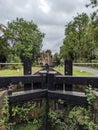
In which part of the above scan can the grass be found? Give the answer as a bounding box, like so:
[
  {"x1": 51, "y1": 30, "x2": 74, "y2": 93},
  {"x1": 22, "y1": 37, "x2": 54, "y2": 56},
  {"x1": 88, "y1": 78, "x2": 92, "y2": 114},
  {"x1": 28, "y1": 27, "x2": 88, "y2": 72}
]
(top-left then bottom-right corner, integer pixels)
[
  {"x1": 73, "y1": 68, "x2": 95, "y2": 76},
  {"x1": 0, "y1": 66, "x2": 42, "y2": 76},
  {"x1": 0, "y1": 68, "x2": 23, "y2": 76},
  {"x1": 55, "y1": 66, "x2": 95, "y2": 76},
  {"x1": 0, "y1": 66, "x2": 95, "y2": 76}
]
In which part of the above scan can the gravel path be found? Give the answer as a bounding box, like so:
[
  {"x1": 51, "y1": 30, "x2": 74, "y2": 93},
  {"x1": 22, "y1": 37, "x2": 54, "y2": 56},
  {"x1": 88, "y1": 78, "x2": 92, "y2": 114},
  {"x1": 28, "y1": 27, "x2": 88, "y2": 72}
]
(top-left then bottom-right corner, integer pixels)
[{"x1": 74, "y1": 66, "x2": 98, "y2": 76}]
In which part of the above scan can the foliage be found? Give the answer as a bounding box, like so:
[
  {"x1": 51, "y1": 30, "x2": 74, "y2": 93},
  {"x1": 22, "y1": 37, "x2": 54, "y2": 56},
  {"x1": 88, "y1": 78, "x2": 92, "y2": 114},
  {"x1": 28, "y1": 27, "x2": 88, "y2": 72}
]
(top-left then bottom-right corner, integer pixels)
[
  {"x1": 12, "y1": 101, "x2": 36, "y2": 123},
  {"x1": 11, "y1": 99, "x2": 46, "y2": 129},
  {"x1": 0, "y1": 25, "x2": 10, "y2": 62},
  {"x1": 7, "y1": 56, "x2": 21, "y2": 69},
  {"x1": 68, "y1": 106, "x2": 98, "y2": 130},
  {"x1": 91, "y1": 59, "x2": 98, "y2": 68},
  {"x1": 85, "y1": 85, "x2": 96, "y2": 106},
  {"x1": 0, "y1": 96, "x2": 9, "y2": 129},
  {"x1": 14, "y1": 119, "x2": 42, "y2": 130},
  {"x1": 45, "y1": 49, "x2": 52, "y2": 54},
  {"x1": 49, "y1": 86, "x2": 98, "y2": 130},
  {"x1": 60, "y1": 12, "x2": 98, "y2": 62},
  {"x1": 0, "y1": 96, "x2": 14, "y2": 130},
  {"x1": 0, "y1": 97, "x2": 46, "y2": 130},
  {"x1": 48, "y1": 109, "x2": 66, "y2": 130},
  {"x1": 13, "y1": 119, "x2": 42, "y2": 130},
  {"x1": 3, "y1": 18, "x2": 44, "y2": 62},
  {"x1": 53, "y1": 53, "x2": 61, "y2": 65},
  {"x1": 86, "y1": 0, "x2": 98, "y2": 7}
]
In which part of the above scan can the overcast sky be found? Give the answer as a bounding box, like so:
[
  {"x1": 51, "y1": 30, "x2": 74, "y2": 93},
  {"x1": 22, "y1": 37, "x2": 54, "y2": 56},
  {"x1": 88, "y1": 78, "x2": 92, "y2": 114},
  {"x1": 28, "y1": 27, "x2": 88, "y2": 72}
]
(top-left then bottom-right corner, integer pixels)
[{"x1": 0, "y1": 0, "x2": 96, "y2": 53}]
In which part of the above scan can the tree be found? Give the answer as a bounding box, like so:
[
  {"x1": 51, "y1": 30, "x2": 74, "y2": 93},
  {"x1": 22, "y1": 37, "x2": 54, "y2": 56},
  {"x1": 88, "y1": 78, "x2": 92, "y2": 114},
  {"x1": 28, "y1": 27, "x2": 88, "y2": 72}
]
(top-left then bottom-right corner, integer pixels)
[
  {"x1": 0, "y1": 24, "x2": 10, "y2": 62},
  {"x1": 60, "y1": 13, "x2": 96, "y2": 62},
  {"x1": 45, "y1": 49, "x2": 52, "y2": 54},
  {"x1": 86, "y1": 0, "x2": 98, "y2": 7},
  {"x1": 53, "y1": 53, "x2": 61, "y2": 65},
  {"x1": 60, "y1": 21, "x2": 77, "y2": 60},
  {"x1": 90, "y1": 11, "x2": 98, "y2": 44},
  {"x1": 87, "y1": 0, "x2": 98, "y2": 50},
  {"x1": 4, "y1": 18, "x2": 44, "y2": 62}
]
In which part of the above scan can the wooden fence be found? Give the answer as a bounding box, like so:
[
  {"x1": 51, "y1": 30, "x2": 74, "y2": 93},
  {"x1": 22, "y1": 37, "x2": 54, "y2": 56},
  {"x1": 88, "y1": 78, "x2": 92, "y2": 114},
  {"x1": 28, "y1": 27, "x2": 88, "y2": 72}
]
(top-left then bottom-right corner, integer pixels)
[{"x1": 0, "y1": 59, "x2": 98, "y2": 129}]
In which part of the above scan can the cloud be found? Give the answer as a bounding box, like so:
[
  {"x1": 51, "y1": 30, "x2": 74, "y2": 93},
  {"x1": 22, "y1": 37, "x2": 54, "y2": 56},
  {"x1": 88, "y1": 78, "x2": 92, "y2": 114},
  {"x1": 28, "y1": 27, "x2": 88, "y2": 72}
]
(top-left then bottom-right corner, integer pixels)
[
  {"x1": 40, "y1": 24, "x2": 65, "y2": 52},
  {"x1": 47, "y1": 0, "x2": 81, "y2": 14},
  {"x1": 0, "y1": 0, "x2": 96, "y2": 53},
  {"x1": 38, "y1": 0, "x2": 50, "y2": 14}
]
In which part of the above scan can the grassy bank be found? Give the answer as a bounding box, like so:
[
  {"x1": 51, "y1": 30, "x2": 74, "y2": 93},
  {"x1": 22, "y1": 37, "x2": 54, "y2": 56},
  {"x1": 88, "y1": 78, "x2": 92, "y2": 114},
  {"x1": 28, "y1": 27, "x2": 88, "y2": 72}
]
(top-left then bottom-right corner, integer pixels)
[
  {"x1": 0, "y1": 66, "x2": 95, "y2": 76},
  {"x1": 55, "y1": 66, "x2": 95, "y2": 76},
  {"x1": 0, "y1": 66, "x2": 42, "y2": 76}
]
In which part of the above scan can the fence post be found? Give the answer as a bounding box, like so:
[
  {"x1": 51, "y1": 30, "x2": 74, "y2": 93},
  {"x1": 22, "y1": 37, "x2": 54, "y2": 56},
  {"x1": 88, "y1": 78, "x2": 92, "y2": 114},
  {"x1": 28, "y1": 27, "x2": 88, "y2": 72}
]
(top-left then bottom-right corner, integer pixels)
[
  {"x1": 23, "y1": 58, "x2": 32, "y2": 75},
  {"x1": 64, "y1": 59, "x2": 73, "y2": 91},
  {"x1": 44, "y1": 73, "x2": 55, "y2": 130},
  {"x1": 64, "y1": 59, "x2": 72, "y2": 75},
  {"x1": 23, "y1": 58, "x2": 32, "y2": 90},
  {"x1": 48, "y1": 73, "x2": 55, "y2": 91}
]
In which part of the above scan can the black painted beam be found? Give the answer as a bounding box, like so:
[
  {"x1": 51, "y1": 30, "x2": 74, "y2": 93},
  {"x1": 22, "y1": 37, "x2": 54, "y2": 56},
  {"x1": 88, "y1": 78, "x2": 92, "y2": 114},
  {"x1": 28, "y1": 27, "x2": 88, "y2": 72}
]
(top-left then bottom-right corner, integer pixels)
[
  {"x1": 9, "y1": 89, "x2": 47, "y2": 104},
  {"x1": 1, "y1": 75, "x2": 98, "y2": 89},
  {"x1": 0, "y1": 75, "x2": 45, "y2": 89},
  {"x1": 55, "y1": 76, "x2": 98, "y2": 88},
  {"x1": 48, "y1": 90, "x2": 87, "y2": 106},
  {"x1": 9, "y1": 89, "x2": 87, "y2": 106}
]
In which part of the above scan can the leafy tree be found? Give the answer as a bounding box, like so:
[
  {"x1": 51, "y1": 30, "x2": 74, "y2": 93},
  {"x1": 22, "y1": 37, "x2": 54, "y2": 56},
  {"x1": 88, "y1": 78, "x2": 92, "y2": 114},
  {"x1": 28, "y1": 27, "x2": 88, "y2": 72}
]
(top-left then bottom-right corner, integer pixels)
[
  {"x1": 90, "y1": 11, "x2": 98, "y2": 45},
  {"x1": 53, "y1": 53, "x2": 61, "y2": 65},
  {"x1": 45, "y1": 49, "x2": 52, "y2": 54},
  {"x1": 60, "y1": 13, "x2": 96, "y2": 62},
  {"x1": 3, "y1": 18, "x2": 44, "y2": 62},
  {"x1": 86, "y1": 0, "x2": 98, "y2": 60},
  {"x1": 0, "y1": 24, "x2": 10, "y2": 62},
  {"x1": 86, "y1": 0, "x2": 98, "y2": 7},
  {"x1": 60, "y1": 21, "x2": 77, "y2": 60}
]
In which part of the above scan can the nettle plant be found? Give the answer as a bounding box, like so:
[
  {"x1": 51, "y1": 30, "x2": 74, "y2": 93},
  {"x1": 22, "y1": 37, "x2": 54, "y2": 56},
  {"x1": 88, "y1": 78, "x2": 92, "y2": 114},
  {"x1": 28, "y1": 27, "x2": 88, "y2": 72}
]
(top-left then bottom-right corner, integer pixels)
[
  {"x1": 48, "y1": 85, "x2": 98, "y2": 130},
  {"x1": 11, "y1": 99, "x2": 46, "y2": 129},
  {"x1": 12, "y1": 101, "x2": 36, "y2": 122},
  {"x1": 0, "y1": 96, "x2": 9, "y2": 130},
  {"x1": 0, "y1": 96, "x2": 14, "y2": 130},
  {"x1": 0, "y1": 97, "x2": 46, "y2": 130},
  {"x1": 85, "y1": 85, "x2": 96, "y2": 106}
]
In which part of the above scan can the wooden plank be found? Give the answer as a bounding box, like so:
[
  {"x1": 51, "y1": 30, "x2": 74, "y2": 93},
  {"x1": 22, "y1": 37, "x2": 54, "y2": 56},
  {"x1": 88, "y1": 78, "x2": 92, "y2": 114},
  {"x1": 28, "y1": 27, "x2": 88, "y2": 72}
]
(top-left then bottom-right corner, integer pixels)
[
  {"x1": 9, "y1": 89, "x2": 87, "y2": 106},
  {"x1": 9, "y1": 89, "x2": 47, "y2": 104},
  {"x1": 48, "y1": 90, "x2": 87, "y2": 106},
  {"x1": 1, "y1": 75, "x2": 98, "y2": 89},
  {"x1": 55, "y1": 76, "x2": 98, "y2": 88},
  {"x1": 0, "y1": 75, "x2": 45, "y2": 89}
]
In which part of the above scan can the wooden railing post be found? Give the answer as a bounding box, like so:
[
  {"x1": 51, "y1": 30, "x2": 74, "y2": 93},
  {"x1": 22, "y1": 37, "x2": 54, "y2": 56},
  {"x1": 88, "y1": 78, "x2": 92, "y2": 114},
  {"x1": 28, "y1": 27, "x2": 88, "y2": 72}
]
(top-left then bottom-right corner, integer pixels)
[
  {"x1": 44, "y1": 73, "x2": 55, "y2": 130},
  {"x1": 48, "y1": 73, "x2": 55, "y2": 91},
  {"x1": 64, "y1": 59, "x2": 73, "y2": 91},
  {"x1": 40, "y1": 73, "x2": 55, "y2": 130},
  {"x1": 39, "y1": 71, "x2": 48, "y2": 89},
  {"x1": 23, "y1": 58, "x2": 32, "y2": 90},
  {"x1": 64, "y1": 59, "x2": 72, "y2": 75}
]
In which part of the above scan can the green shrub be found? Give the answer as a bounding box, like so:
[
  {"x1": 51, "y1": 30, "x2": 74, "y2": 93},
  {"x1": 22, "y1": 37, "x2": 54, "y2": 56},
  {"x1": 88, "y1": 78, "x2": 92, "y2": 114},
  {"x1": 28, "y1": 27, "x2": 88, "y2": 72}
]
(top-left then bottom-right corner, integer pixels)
[{"x1": 49, "y1": 85, "x2": 98, "y2": 130}]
